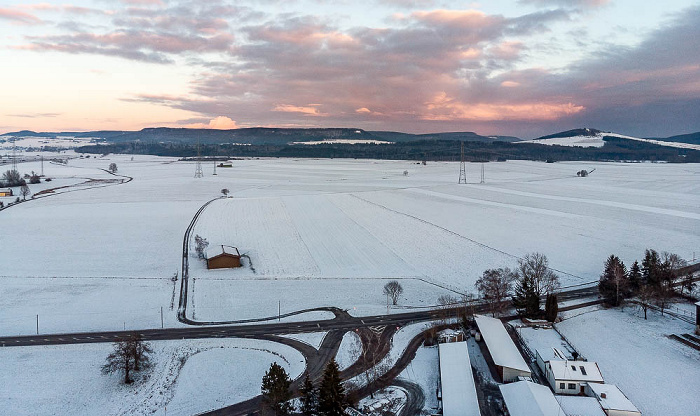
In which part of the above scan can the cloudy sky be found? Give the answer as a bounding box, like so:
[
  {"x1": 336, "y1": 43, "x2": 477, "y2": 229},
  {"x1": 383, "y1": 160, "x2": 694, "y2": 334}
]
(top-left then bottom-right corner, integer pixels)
[{"x1": 1, "y1": 0, "x2": 698, "y2": 138}]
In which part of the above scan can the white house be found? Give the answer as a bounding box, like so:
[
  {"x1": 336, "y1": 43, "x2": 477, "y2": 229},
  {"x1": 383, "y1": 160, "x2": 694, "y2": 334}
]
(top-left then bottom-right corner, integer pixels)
[
  {"x1": 586, "y1": 383, "x2": 641, "y2": 416},
  {"x1": 437, "y1": 341, "x2": 481, "y2": 416},
  {"x1": 474, "y1": 314, "x2": 531, "y2": 382},
  {"x1": 499, "y1": 381, "x2": 565, "y2": 416},
  {"x1": 545, "y1": 360, "x2": 604, "y2": 395},
  {"x1": 535, "y1": 347, "x2": 568, "y2": 375}
]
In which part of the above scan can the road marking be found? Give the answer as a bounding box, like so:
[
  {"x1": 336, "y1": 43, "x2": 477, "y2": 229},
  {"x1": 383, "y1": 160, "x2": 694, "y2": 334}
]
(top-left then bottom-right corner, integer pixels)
[{"x1": 317, "y1": 324, "x2": 321, "y2": 328}]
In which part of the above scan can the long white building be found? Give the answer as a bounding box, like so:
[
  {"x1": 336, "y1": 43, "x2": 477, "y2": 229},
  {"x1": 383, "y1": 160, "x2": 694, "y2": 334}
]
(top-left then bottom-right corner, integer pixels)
[
  {"x1": 474, "y1": 314, "x2": 532, "y2": 382},
  {"x1": 438, "y1": 341, "x2": 481, "y2": 416}
]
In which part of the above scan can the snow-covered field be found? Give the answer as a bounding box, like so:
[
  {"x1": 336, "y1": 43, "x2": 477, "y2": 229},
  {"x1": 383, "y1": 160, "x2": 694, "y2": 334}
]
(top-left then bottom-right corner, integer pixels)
[
  {"x1": 1, "y1": 156, "x2": 699, "y2": 334},
  {"x1": 556, "y1": 307, "x2": 700, "y2": 416},
  {"x1": 0, "y1": 337, "x2": 305, "y2": 416}
]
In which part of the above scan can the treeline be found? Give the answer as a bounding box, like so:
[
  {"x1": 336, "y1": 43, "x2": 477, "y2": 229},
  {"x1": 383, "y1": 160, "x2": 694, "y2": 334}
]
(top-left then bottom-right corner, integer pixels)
[{"x1": 75, "y1": 136, "x2": 700, "y2": 163}]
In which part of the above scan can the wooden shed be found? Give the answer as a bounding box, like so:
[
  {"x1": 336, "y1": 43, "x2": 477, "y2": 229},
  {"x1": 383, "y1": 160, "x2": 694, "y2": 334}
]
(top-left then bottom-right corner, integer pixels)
[
  {"x1": 0, "y1": 188, "x2": 13, "y2": 197},
  {"x1": 206, "y1": 245, "x2": 242, "y2": 269}
]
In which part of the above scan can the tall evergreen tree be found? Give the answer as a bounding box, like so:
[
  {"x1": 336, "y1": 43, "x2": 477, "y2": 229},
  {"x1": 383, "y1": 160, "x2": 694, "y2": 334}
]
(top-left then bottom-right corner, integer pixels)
[
  {"x1": 642, "y1": 249, "x2": 661, "y2": 287},
  {"x1": 261, "y1": 362, "x2": 293, "y2": 416},
  {"x1": 544, "y1": 293, "x2": 559, "y2": 322},
  {"x1": 627, "y1": 260, "x2": 642, "y2": 294},
  {"x1": 599, "y1": 255, "x2": 628, "y2": 306},
  {"x1": 299, "y1": 374, "x2": 318, "y2": 416},
  {"x1": 318, "y1": 359, "x2": 346, "y2": 416},
  {"x1": 512, "y1": 274, "x2": 540, "y2": 317}
]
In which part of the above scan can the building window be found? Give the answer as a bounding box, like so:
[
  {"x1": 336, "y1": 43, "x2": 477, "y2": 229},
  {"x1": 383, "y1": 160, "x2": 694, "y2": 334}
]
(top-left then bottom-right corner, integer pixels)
[
  {"x1": 568, "y1": 383, "x2": 576, "y2": 390},
  {"x1": 560, "y1": 383, "x2": 565, "y2": 390}
]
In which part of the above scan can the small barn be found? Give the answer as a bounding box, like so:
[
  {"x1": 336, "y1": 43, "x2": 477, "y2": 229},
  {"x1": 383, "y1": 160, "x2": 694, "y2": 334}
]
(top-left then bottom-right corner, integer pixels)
[
  {"x1": 206, "y1": 245, "x2": 242, "y2": 269},
  {"x1": 474, "y1": 314, "x2": 532, "y2": 382},
  {"x1": 0, "y1": 188, "x2": 13, "y2": 197}
]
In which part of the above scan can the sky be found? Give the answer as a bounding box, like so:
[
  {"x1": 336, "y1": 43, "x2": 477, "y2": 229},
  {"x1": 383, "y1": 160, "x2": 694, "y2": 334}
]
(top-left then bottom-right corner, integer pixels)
[{"x1": 0, "y1": 0, "x2": 698, "y2": 138}]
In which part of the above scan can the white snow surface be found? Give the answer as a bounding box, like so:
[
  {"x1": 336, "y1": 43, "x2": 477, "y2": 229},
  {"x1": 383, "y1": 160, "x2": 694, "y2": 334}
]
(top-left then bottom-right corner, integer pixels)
[
  {"x1": 0, "y1": 338, "x2": 305, "y2": 416},
  {"x1": 336, "y1": 330, "x2": 362, "y2": 370},
  {"x1": 399, "y1": 346, "x2": 439, "y2": 413},
  {"x1": 1, "y1": 157, "x2": 698, "y2": 335},
  {"x1": 280, "y1": 331, "x2": 328, "y2": 349},
  {"x1": 556, "y1": 307, "x2": 700, "y2": 416}
]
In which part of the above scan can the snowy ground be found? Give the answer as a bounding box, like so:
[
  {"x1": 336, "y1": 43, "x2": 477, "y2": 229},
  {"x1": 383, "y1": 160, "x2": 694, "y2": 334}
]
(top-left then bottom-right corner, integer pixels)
[
  {"x1": 2, "y1": 156, "x2": 698, "y2": 334},
  {"x1": 556, "y1": 306, "x2": 700, "y2": 416},
  {"x1": 336, "y1": 331, "x2": 362, "y2": 370},
  {"x1": 399, "y1": 346, "x2": 439, "y2": 413},
  {"x1": 0, "y1": 337, "x2": 305, "y2": 416}
]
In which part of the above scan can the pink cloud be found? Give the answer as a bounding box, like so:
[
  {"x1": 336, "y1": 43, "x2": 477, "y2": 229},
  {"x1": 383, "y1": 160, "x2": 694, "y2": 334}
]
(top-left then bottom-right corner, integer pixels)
[
  {"x1": 184, "y1": 116, "x2": 238, "y2": 129},
  {"x1": 273, "y1": 104, "x2": 326, "y2": 116},
  {"x1": 0, "y1": 8, "x2": 42, "y2": 24}
]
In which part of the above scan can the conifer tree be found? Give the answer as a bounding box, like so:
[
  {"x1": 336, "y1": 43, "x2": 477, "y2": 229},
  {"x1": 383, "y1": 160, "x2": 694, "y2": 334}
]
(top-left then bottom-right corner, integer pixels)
[
  {"x1": 544, "y1": 293, "x2": 558, "y2": 322},
  {"x1": 318, "y1": 359, "x2": 346, "y2": 416},
  {"x1": 261, "y1": 362, "x2": 293, "y2": 416},
  {"x1": 642, "y1": 249, "x2": 661, "y2": 287},
  {"x1": 627, "y1": 260, "x2": 642, "y2": 294},
  {"x1": 512, "y1": 274, "x2": 540, "y2": 317},
  {"x1": 599, "y1": 255, "x2": 628, "y2": 306},
  {"x1": 299, "y1": 373, "x2": 318, "y2": 416}
]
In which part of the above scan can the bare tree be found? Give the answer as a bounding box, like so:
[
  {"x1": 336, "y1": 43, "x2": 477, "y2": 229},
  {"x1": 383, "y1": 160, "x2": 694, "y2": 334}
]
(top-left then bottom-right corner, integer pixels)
[
  {"x1": 383, "y1": 281, "x2": 404, "y2": 305},
  {"x1": 351, "y1": 331, "x2": 392, "y2": 399},
  {"x1": 475, "y1": 268, "x2": 517, "y2": 317},
  {"x1": 102, "y1": 333, "x2": 152, "y2": 384},
  {"x1": 20, "y1": 184, "x2": 30, "y2": 200},
  {"x1": 108, "y1": 163, "x2": 118, "y2": 173},
  {"x1": 518, "y1": 252, "x2": 560, "y2": 297},
  {"x1": 637, "y1": 285, "x2": 654, "y2": 320},
  {"x1": 194, "y1": 235, "x2": 209, "y2": 259},
  {"x1": 221, "y1": 188, "x2": 230, "y2": 196}
]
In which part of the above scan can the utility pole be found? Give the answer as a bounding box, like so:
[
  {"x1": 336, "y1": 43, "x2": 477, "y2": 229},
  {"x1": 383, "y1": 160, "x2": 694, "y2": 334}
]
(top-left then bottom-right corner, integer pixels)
[
  {"x1": 36, "y1": 314, "x2": 39, "y2": 335},
  {"x1": 194, "y1": 140, "x2": 203, "y2": 178},
  {"x1": 480, "y1": 163, "x2": 485, "y2": 184},
  {"x1": 458, "y1": 141, "x2": 467, "y2": 184},
  {"x1": 161, "y1": 306, "x2": 164, "y2": 329},
  {"x1": 213, "y1": 161, "x2": 217, "y2": 176},
  {"x1": 41, "y1": 155, "x2": 44, "y2": 176},
  {"x1": 278, "y1": 300, "x2": 281, "y2": 322}
]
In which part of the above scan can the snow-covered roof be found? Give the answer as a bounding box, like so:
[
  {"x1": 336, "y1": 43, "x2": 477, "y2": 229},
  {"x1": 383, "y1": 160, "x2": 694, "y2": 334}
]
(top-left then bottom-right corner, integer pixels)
[
  {"x1": 557, "y1": 396, "x2": 606, "y2": 416},
  {"x1": 536, "y1": 347, "x2": 568, "y2": 363},
  {"x1": 695, "y1": 301, "x2": 700, "y2": 307},
  {"x1": 587, "y1": 384, "x2": 640, "y2": 413},
  {"x1": 474, "y1": 315, "x2": 530, "y2": 373},
  {"x1": 499, "y1": 381, "x2": 564, "y2": 416},
  {"x1": 549, "y1": 360, "x2": 604, "y2": 383},
  {"x1": 207, "y1": 245, "x2": 240, "y2": 258},
  {"x1": 438, "y1": 341, "x2": 481, "y2": 416}
]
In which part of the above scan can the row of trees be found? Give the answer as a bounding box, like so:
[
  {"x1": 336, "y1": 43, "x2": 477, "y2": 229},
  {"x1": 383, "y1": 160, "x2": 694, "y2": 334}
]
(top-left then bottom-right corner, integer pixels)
[
  {"x1": 598, "y1": 249, "x2": 694, "y2": 318},
  {"x1": 261, "y1": 359, "x2": 347, "y2": 416},
  {"x1": 474, "y1": 252, "x2": 561, "y2": 320}
]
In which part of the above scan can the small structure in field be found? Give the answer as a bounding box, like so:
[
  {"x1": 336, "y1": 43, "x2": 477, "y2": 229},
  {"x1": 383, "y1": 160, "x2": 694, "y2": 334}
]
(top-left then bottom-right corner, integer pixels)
[
  {"x1": 217, "y1": 162, "x2": 233, "y2": 168},
  {"x1": 206, "y1": 245, "x2": 242, "y2": 269},
  {"x1": 437, "y1": 341, "x2": 481, "y2": 416},
  {"x1": 0, "y1": 188, "x2": 13, "y2": 197},
  {"x1": 474, "y1": 314, "x2": 532, "y2": 382},
  {"x1": 545, "y1": 360, "x2": 604, "y2": 395},
  {"x1": 586, "y1": 383, "x2": 641, "y2": 416}
]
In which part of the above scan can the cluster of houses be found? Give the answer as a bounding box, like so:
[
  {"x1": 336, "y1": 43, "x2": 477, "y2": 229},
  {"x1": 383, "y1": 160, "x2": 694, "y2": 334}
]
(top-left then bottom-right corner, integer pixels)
[{"x1": 436, "y1": 314, "x2": 640, "y2": 416}]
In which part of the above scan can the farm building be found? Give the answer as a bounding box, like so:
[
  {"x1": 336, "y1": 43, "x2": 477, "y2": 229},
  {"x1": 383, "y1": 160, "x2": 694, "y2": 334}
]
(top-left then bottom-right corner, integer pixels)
[
  {"x1": 0, "y1": 188, "x2": 13, "y2": 197},
  {"x1": 474, "y1": 314, "x2": 532, "y2": 382},
  {"x1": 557, "y1": 396, "x2": 607, "y2": 416},
  {"x1": 206, "y1": 245, "x2": 242, "y2": 269},
  {"x1": 499, "y1": 381, "x2": 564, "y2": 416},
  {"x1": 535, "y1": 347, "x2": 569, "y2": 375},
  {"x1": 545, "y1": 360, "x2": 604, "y2": 395},
  {"x1": 437, "y1": 341, "x2": 481, "y2": 416},
  {"x1": 585, "y1": 384, "x2": 641, "y2": 416}
]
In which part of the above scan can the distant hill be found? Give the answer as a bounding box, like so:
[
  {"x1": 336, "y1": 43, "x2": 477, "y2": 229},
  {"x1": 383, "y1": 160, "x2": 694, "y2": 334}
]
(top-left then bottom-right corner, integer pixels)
[
  {"x1": 2, "y1": 127, "x2": 522, "y2": 145},
  {"x1": 649, "y1": 132, "x2": 700, "y2": 145},
  {"x1": 535, "y1": 128, "x2": 602, "y2": 140}
]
